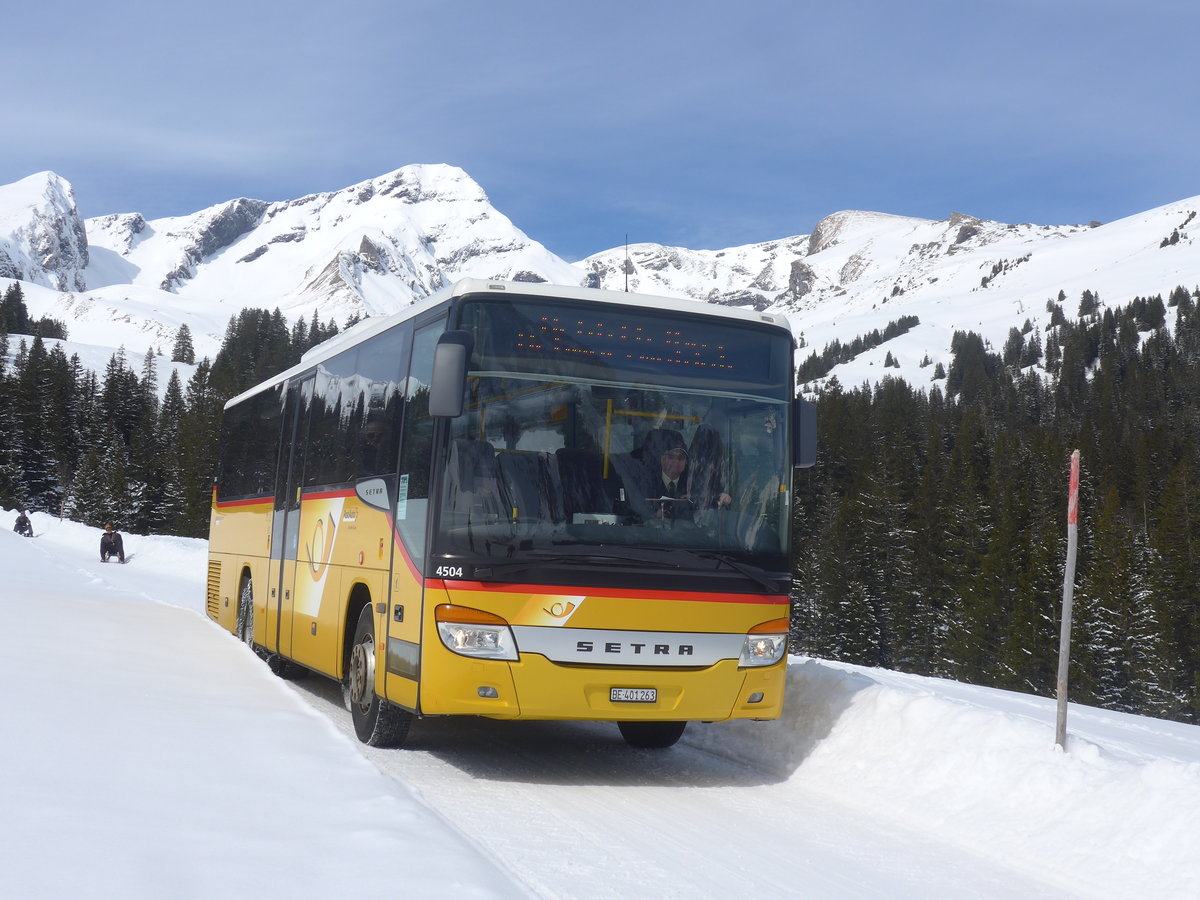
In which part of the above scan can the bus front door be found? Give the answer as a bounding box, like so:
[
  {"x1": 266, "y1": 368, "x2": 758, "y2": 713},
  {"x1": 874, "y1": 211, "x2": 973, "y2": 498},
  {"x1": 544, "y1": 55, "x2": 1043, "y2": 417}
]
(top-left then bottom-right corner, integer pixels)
[{"x1": 267, "y1": 376, "x2": 314, "y2": 659}]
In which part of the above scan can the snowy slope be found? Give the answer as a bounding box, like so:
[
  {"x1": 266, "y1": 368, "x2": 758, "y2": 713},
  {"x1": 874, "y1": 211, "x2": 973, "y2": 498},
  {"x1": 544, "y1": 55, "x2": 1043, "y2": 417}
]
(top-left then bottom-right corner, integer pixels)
[
  {"x1": 7, "y1": 277, "x2": 227, "y2": 363},
  {"x1": 4, "y1": 510, "x2": 1198, "y2": 899},
  {"x1": 0, "y1": 515, "x2": 525, "y2": 900},
  {"x1": 783, "y1": 203, "x2": 1200, "y2": 387},
  {"x1": 582, "y1": 202, "x2": 1200, "y2": 389}
]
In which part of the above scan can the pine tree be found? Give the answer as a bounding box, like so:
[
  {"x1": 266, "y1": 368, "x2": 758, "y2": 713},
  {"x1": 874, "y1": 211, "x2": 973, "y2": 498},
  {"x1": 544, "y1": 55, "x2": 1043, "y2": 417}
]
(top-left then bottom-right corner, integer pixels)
[
  {"x1": 1079, "y1": 289, "x2": 1101, "y2": 318},
  {"x1": 1020, "y1": 330, "x2": 1043, "y2": 367},
  {"x1": 987, "y1": 440, "x2": 1059, "y2": 694},
  {"x1": 0, "y1": 282, "x2": 31, "y2": 334},
  {"x1": 51, "y1": 352, "x2": 86, "y2": 478},
  {"x1": 1003, "y1": 327, "x2": 1025, "y2": 367},
  {"x1": 64, "y1": 448, "x2": 106, "y2": 525},
  {"x1": 176, "y1": 359, "x2": 223, "y2": 536},
  {"x1": 0, "y1": 330, "x2": 22, "y2": 508},
  {"x1": 155, "y1": 369, "x2": 189, "y2": 532},
  {"x1": 12, "y1": 336, "x2": 61, "y2": 511},
  {"x1": 125, "y1": 350, "x2": 166, "y2": 533},
  {"x1": 940, "y1": 410, "x2": 994, "y2": 682},
  {"x1": 1149, "y1": 461, "x2": 1199, "y2": 720},
  {"x1": 171, "y1": 324, "x2": 196, "y2": 364},
  {"x1": 99, "y1": 348, "x2": 143, "y2": 444},
  {"x1": 290, "y1": 315, "x2": 309, "y2": 351},
  {"x1": 812, "y1": 493, "x2": 884, "y2": 665},
  {"x1": 67, "y1": 425, "x2": 131, "y2": 527},
  {"x1": 138, "y1": 347, "x2": 160, "y2": 416},
  {"x1": 1076, "y1": 489, "x2": 1179, "y2": 713},
  {"x1": 903, "y1": 419, "x2": 954, "y2": 675}
]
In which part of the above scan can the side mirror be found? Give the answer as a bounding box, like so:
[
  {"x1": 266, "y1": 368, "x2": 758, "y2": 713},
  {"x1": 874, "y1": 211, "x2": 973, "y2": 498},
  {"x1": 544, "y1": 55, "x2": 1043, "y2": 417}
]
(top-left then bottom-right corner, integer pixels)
[
  {"x1": 792, "y1": 398, "x2": 817, "y2": 468},
  {"x1": 428, "y1": 330, "x2": 474, "y2": 418}
]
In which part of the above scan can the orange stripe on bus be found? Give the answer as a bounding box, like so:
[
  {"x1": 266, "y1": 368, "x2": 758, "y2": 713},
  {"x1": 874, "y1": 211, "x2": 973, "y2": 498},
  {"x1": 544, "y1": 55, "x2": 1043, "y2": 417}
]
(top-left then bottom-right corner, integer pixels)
[
  {"x1": 391, "y1": 532, "x2": 423, "y2": 582},
  {"x1": 425, "y1": 578, "x2": 786, "y2": 605},
  {"x1": 215, "y1": 496, "x2": 274, "y2": 509},
  {"x1": 301, "y1": 488, "x2": 357, "y2": 501}
]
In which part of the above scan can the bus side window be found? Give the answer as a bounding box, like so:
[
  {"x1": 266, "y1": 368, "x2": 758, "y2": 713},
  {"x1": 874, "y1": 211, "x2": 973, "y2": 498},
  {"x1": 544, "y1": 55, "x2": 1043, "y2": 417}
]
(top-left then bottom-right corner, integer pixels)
[
  {"x1": 395, "y1": 320, "x2": 442, "y2": 563},
  {"x1": 217, "y1": 385, "x2": 284, "y2": 500},
  {"x1": 355, "y1": 321, "x2": 412, "y2": 478}
]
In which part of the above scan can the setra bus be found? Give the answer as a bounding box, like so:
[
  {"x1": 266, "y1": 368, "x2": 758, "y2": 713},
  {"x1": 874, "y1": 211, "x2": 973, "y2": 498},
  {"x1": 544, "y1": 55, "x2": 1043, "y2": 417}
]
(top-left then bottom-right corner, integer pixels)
[{"x1": 206, "y1": 278, "x2": 816, "y2": 748}]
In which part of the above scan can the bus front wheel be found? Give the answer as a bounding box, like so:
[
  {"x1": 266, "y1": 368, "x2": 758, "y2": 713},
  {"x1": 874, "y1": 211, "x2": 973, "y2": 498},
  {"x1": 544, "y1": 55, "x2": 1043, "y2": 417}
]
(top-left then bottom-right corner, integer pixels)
[
  {"x1": 347, "y1": 605, "x2": 412, "y2": 747},
  {"x1": 618, "y1": 720, "x2": 687, "y2": 749}
]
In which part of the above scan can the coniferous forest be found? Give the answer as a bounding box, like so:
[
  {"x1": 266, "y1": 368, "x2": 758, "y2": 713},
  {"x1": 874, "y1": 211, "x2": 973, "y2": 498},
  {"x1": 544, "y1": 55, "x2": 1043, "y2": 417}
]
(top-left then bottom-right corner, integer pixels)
[
  {"x1": 0, "y1": 282, "x2": 347, "y2": 537},
  {"x1": 792, "y1": 285, "x2": 1200, "y2": 724},
  {"x1": 1, "y1": 278, "x2": 1198, "y2": 724}
]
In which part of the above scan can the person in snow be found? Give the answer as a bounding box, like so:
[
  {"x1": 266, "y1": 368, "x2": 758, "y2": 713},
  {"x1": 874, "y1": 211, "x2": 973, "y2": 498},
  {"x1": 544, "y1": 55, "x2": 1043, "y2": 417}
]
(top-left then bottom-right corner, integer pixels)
[
  {"x1": 100, "y1": 523, "x2": 125, "y2": 563},
  {"x1": 14, "y1": 509, "x2": 33, "y2": 536}
]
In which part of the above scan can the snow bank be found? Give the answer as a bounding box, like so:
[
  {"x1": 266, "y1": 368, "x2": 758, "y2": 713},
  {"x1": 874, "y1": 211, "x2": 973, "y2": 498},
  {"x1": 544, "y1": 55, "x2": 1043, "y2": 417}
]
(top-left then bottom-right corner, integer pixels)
[
  {"x1": 5, "y1": 508, "x2": 1199, "y2": 898},
  {"x1": 0, "y1": 511, "x2": 526, "y2": 900},
  {"x1": 685, "y1": 659, "x2": 1200, "y2": 898}
]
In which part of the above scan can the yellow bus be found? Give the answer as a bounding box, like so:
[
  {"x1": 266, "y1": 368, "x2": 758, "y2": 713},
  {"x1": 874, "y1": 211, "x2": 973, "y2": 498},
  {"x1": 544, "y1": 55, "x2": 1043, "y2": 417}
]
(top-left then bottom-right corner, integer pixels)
[{"x1": 206, "y1": 279, "x2": 816, "y2": 748}]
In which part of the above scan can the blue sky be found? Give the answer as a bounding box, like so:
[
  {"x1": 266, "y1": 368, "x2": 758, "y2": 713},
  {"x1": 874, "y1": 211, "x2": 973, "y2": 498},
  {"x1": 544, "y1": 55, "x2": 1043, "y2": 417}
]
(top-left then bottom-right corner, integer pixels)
[{"x1": 7, "y1": 0, "x2": 1198, "y2": 261}]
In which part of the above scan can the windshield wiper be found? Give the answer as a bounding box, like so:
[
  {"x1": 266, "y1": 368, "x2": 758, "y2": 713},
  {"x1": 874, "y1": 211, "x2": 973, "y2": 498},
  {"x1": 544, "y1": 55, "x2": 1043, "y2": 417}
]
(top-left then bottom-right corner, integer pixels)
[
  {"x1": 474, "y1": 551, "x2": 680, "y2": 578},
  {"x1": 692, "y1": 552, "x2": 783, "y2": 593}
]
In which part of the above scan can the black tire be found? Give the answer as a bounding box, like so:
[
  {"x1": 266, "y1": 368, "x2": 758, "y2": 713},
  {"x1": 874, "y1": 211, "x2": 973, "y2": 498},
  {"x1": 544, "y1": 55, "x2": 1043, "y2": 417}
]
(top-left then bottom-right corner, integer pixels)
[
  {"x1": 236, "y1": 576, "x2": 255, "y2": 646},
  {"x1": 347, "y1": 605, "x2": 412, "y2": 747},
  {"x1": 618, "y1": 720, "x2": 687, "y2": 749},
  {"x1": 239, "y1": 575, "x2": 303, "y2": 678}
]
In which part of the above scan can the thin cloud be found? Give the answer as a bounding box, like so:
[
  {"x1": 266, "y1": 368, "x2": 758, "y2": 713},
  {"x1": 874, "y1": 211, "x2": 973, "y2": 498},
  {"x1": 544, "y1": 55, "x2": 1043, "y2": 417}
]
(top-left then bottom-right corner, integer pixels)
[{"x1": 4, "y1": 0, "x2": 1200, "y2": 260}]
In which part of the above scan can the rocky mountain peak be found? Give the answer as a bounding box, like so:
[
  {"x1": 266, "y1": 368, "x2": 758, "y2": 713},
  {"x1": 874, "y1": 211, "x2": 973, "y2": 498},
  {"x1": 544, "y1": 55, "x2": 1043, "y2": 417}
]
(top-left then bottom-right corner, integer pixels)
[
  {"x1": 158, "y1": 197, "x2": 270, "y2": 291},
  {"x1": 806, "y1": 210, "x2": 924, "y2": 257},
  {"x1": 88, "y1": 212, "x2": 147, "y2": 253},
  {"x1": 0, "y1": 171, "x2": 89, "y2": 292},
  {"x1": 65, "y1": 163, "x2": 580, "y2": 332}
]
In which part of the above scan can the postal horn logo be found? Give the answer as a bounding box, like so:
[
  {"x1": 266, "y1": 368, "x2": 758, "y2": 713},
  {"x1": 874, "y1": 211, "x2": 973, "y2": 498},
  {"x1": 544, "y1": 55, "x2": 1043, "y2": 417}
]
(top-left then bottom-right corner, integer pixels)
[{"x1": 306, "y1": 514, "x2": 336, "y2": 579}]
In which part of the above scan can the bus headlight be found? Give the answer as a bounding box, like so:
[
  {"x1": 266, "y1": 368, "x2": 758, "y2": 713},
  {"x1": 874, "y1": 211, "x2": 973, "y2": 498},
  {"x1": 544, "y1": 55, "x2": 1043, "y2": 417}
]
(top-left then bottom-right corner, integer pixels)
[
  {"x1": 739, "y1": 618, "x2": 789, "y2": 667},
  {"x1": 435, "y1": 604, "x2": 518, "y2": 661}
]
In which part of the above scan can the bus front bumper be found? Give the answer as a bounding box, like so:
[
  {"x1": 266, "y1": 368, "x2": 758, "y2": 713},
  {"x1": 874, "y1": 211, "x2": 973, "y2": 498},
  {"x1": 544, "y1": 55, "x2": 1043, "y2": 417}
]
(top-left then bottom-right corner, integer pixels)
[{"x1": 415, "y1": 651, "x2": 786, "y2": 722}]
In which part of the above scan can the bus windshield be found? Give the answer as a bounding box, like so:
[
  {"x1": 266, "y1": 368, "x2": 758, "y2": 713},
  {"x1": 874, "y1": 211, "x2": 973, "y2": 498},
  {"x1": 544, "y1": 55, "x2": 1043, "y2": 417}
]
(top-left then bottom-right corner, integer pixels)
[{"x1": 431, "y1": 297, "x2": 793, "y2": 578}]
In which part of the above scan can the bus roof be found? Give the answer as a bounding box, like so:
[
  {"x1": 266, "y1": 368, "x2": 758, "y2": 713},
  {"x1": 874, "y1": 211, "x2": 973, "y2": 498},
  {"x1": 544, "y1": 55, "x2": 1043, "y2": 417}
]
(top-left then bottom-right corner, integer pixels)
[{"x1": 224, "y1": 278, "x2": 793, "y2": 410}]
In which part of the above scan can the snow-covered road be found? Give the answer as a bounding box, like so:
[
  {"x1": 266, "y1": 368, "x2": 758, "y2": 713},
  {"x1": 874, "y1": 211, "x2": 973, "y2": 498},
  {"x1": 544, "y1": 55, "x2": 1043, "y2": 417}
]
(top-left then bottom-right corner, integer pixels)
[
  {"x1": 6, "y1": 512, "x2": 1200, "y2": 899},
  {"x1": 292, "y1": 673, "x2": 1061, "y2": 899}
]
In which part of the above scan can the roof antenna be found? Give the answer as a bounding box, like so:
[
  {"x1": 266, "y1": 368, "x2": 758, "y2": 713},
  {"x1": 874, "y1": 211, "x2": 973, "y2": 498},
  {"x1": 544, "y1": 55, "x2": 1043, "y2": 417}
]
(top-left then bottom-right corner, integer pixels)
[{"x1": 624, "y1": 234, "x2": 630, "y2": 292}]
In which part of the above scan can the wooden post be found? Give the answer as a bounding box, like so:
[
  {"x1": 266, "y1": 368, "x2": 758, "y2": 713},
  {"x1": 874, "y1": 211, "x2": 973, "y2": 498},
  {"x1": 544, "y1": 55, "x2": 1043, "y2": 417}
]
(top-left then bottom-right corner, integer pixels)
[{"x1": 1055, "y1": 450, "x2": 1081, "y2": 751}]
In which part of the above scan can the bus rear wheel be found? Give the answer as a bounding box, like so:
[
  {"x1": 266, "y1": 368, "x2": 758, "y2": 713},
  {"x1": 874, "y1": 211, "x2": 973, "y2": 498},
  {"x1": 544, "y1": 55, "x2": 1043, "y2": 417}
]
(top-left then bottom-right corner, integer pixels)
[
  {"x1": 347, "y1": 605, "x2": 412, "y2": 747},
  {"x1": 238, "y1": 575, "x2": 302, "y2": 678},
  {"x1": 618, "y1": 721, "x2": 687, "y2": 749}
]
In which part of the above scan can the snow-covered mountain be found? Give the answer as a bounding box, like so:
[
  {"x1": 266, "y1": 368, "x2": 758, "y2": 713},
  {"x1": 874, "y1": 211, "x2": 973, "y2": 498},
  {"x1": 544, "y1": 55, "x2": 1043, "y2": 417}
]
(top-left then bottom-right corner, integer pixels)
[
  {"x1": 582, "y1": 204, "x2": 1200, "y2": 387},
  {"x1": 582, "y1": 210, "x2": 1091, "y2": 311},
  {"x1": 2, "y1": 167, "x2": 1198, "y2": 386},
  {"x1": 0, "y1": 172, "x2": 89, "y2": 293},
  {"x1": 2, "y1": 167, "x2": 585, "y2": 361},
  {"x1": 84, "y1": 165, "x2": 583, "y2": 318}
]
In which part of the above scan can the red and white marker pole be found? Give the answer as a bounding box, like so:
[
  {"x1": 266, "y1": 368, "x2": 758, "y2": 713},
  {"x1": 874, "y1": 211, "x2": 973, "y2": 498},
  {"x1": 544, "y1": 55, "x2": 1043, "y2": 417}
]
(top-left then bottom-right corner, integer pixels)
[{"x1": 1055, "y1": 450, "x2": 1081, "y2": 751}]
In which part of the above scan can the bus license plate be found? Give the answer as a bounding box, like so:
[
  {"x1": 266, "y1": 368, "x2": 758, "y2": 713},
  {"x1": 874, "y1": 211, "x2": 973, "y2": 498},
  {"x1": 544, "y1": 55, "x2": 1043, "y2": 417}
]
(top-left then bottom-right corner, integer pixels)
[{"x1": 611, "y1": 687, "x2": 657, "y2": 703}]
